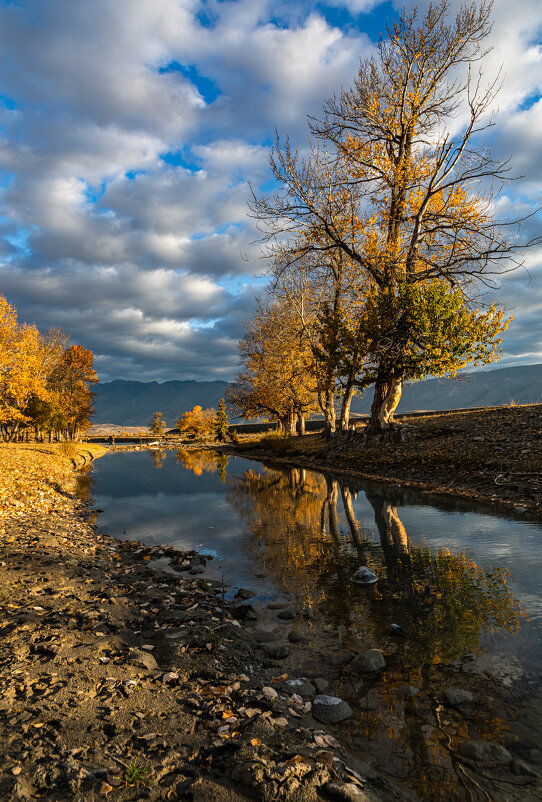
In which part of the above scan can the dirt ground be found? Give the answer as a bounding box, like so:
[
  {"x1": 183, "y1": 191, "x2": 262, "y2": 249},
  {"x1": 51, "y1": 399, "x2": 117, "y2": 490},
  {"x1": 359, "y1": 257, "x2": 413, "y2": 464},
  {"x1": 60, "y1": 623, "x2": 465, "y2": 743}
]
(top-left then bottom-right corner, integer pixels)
[
  {"x1": 0, "y1": 444, "x2": 404, "y2": 802},
  {"x1": 232, "y1": 404, "x2": 542, "y2": 518}
]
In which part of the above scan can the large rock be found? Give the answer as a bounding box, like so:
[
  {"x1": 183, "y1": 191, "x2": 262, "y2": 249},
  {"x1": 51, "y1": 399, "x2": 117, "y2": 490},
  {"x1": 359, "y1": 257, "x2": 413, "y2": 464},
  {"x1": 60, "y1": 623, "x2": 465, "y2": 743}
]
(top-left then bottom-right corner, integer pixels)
[
  {"x1": 459, "y1": 740, "x2": 512, "y2": 765},
  {"x1": 312, "y1": 695, "x2": 353, "y2": 724},
  {"x1": 348, "y1": 649, "x2": 385, "y2": 674}
]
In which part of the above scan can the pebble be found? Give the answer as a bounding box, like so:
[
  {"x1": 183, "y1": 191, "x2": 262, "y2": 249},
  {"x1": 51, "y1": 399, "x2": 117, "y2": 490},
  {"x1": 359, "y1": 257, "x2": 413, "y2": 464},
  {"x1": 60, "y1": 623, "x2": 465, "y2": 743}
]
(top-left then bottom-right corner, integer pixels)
[
  {"x1": 252, "y1": 624, "x2": 282, "y2": 643},
  {"x1": 442, "y1": 687, "x2": 474, "y2": 707},
  {"x1": 348, "y1": 649, "x2": 385, "y2": 674},
  {"x1": 283, "y1": 678, "x2": 316, "y2": 697},
  {"x1": 276, "y1": 607, "x2": 296, "y2": 620},
  {"x1": 264, "y1": 643, "x2": 289, "y2": 659},
  {"x1": 312, "y1": 695, "x2": 353, "y2": 724}
]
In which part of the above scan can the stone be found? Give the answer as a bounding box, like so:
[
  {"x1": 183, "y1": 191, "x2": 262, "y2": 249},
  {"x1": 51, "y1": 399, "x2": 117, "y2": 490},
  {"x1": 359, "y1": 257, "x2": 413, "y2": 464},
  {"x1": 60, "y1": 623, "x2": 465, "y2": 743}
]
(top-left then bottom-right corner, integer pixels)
[
  {"x1": 313, "y1": 677, "x2": 330, "y2": 694},
  {"x1": 348, "y1": 649, "x2": 385, "y2": 674},
  {"x1": 442, "y1": 687, "x2": 474, "y2": 707},
  {"x1": 459, "y1": 740, "x2": 512, "y2": 765},
  {"x1": 276, "y1": 607, "x2": 296, "y2": 620},
  {"x1": 511, "y1": 759, "x2": 540, "y2": 778},
  {"x1": 323, "y1": 782, "x2": 370, "y2": 800},
  {"x1": 351, "y1": 566, "x2": 378, "y2": 586},
  {"x1": 235, "y1": 588, "x2": 256, "y2": 600},
  {"x1": 398, "y1": 685, "x2": 420, "y2": 698},
  {"x1": 312, "y1": 695, "x2": 353, "y2": 724},
  {"x1": 267, "y1": 600, "x2": 290, "y2": 610},
  {"x1": 252, "y1": 624, "x2": 281, "y2": 643},
  {"x1": 284, "y1": 678, "x2": 316, "y2": 698},
  {"x1": 360, "y1": 687, "x2": 380, "y2": 712},
  {"x1": 288, "y1": 630, "x2": 306, "y2": 643},
  {"x1": 264, "y1": 643, "x2": 289, "y2": 659},
  {"x1": 127, "y1": 648, "x2": 158, "y2": 672}
]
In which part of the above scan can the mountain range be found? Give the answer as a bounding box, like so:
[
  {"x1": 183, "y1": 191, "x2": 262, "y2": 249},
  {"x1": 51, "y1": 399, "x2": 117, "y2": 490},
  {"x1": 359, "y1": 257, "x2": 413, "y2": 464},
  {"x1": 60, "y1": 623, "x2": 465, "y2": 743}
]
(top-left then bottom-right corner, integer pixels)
[{"x1": 92, "y1": 363, "x2": 542, "y2": 426}]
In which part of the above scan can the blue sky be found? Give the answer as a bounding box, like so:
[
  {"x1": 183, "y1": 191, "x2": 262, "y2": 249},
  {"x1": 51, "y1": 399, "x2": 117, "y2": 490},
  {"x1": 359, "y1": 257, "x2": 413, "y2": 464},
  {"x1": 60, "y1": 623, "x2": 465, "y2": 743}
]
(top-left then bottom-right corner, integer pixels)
[{"x1": 0, "y1": 0, "x2": 541, "y2": 382}]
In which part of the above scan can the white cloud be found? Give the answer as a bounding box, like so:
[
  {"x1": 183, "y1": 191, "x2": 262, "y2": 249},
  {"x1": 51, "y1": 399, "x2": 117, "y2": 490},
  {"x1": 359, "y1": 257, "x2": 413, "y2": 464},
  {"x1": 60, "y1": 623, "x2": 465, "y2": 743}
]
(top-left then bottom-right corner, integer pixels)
[{"x1": 0, "y1": 0, "x2": 541, "y2": 380}]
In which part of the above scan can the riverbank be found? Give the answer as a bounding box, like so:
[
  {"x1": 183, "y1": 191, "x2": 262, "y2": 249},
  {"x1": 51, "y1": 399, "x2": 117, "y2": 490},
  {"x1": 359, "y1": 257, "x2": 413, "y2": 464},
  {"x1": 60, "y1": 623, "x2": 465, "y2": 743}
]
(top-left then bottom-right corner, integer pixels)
[
  {"x1": 231, "y1": 404, "x2": 542, "y2": 517},
  {"x1": 0, "y1": 444, "x2": 403, "y2": 801}
]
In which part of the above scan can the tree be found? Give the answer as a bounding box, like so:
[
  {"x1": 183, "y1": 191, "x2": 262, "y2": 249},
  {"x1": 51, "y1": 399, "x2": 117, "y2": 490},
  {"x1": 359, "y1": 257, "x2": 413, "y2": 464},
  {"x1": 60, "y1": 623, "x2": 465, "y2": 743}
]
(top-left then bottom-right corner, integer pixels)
[
  {"x1": 150, "y1": 411, "x2": 167, "y2": 438},
  {"x1": 227, "y1": 298, "x2": 317, "y2": 435},
  {"x1": 214, "y1": 398, "x2": 230, "y2": 442},
  {"x1": 50, "y1": 345, "x2": 99, "y2": 439},
  {"x1": 177, "y1": 405, "x2": 216, "y2": 440},
  {"x1": 251, "y1": 1, "x2": 525, "y2": 435}
]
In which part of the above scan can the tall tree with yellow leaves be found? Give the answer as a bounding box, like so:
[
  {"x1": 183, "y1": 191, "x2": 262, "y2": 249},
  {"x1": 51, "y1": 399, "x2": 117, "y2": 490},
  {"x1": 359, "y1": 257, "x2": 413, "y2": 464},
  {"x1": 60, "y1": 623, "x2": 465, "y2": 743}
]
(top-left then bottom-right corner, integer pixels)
[{"x1": 251, "y1": 1, "x2": 527, "y2": 435}]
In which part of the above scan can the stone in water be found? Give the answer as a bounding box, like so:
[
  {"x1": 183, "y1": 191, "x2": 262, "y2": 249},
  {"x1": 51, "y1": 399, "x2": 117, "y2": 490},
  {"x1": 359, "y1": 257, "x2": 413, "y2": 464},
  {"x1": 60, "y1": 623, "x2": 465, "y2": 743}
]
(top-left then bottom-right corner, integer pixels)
[{"x1": 351, "y1": 566, "x2": 378, "y2": 586}]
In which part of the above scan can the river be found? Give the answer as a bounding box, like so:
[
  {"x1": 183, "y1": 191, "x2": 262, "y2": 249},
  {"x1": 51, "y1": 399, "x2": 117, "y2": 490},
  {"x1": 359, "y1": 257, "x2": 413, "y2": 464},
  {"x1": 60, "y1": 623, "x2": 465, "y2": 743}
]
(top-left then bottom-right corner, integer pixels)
[{"x1": 83, "y1": 448, "x2": 542, "y2": 801}]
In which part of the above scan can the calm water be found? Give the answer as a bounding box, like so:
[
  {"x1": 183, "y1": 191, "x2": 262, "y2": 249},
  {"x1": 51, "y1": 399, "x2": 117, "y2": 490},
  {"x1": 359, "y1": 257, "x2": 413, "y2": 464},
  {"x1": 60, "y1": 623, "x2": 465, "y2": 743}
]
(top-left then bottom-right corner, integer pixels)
[{"x1": 85, "y1": 448, "x2": 542, "y2": 801}]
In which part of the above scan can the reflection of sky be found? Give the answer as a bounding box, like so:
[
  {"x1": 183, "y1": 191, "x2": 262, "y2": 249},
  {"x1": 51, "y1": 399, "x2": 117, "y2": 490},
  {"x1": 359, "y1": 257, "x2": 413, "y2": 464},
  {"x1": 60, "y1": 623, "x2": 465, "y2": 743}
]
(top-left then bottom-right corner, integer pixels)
[
  {"x1": 90, "y1": 452, "x2": 542, "y2": 663},
  {"x1": 90, "y1": 451, "x2": 278, "y2": 599}
]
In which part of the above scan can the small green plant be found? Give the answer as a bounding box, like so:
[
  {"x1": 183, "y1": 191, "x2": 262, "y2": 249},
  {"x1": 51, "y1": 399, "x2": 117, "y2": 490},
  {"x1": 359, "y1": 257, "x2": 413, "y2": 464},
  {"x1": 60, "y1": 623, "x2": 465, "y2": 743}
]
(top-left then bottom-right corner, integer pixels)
[{"x1": 116, "y1": 758, "x2": 149, "y2": 787}]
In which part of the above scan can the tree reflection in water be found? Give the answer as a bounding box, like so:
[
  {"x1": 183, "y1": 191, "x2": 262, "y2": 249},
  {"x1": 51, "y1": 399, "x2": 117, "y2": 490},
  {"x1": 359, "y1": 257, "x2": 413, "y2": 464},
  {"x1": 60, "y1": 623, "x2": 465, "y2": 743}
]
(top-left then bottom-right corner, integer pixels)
[
  {"x1": 228, "y1": 463, "x2": 527, "y2": 802},
  {"x1": 174, "y1": 449, "x2": 229, "y2": 481}
]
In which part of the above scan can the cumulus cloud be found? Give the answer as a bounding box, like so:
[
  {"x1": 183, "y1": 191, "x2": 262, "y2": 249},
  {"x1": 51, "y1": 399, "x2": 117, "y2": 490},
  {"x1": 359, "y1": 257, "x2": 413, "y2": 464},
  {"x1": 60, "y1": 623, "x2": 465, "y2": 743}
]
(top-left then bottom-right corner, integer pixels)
[{"x1": 0, "y1": 0, "x2": 541, "y2": 381}]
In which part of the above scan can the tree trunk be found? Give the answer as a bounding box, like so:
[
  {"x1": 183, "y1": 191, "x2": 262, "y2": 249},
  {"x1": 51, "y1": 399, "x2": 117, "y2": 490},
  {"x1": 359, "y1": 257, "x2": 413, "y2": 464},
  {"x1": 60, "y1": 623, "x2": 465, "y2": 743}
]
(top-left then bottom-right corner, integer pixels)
[
  {"x1": 323, "y1": 389, "x2": 336, "y2": 437},
  {"x1": 298, "y1": 414, "x2": 306, "y2": 436},
  {"x1": 366, "y1": 375, "x2": 403, "y2": 435},
  {"x1": 340, "y1": 484, "x2": 362, "y2": 545},
  {"x1": 340, "y1": 384, "x2": 356, "y2": 432},
  {"x1": 287, "y1": 409, "x2": 296, "y2": 437},
  {"x1": 325, "y1": 479, "x2": 340, "y2": 542}
]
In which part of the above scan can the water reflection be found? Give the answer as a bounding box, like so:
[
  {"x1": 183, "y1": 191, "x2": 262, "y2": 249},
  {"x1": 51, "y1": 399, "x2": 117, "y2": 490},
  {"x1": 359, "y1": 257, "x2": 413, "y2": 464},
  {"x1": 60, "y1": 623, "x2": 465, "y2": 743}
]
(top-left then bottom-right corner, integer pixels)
[
  {"x1": 175, "y1": 449, "x2": 229, "y2": 481},
  {"x1": 230, "y1": 465, "x2": 523, "y2": 666},
  {"x1": 227, "y1": 462, "x2": 535, "y2": 802}
]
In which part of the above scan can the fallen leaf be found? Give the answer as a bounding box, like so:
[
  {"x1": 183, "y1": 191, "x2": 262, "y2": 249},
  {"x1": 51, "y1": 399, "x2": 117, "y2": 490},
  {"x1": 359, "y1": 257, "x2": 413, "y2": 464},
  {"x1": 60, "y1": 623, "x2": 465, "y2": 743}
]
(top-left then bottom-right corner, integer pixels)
[
  {"x1": 272, "y1": 673, "x2": 288, "y2": 683},
  {"x1": 11, "y1": 767, "x2": 21, "y2": 776},
  {"x1": 250, "y1": 738, "x2": 261, "y2": 746},
  {"x1": 99, "y1": 782, "x2": 113, "y2": 797},
  {"x1": 284, "y1": 755, "x2": 311, "y2": 766}
]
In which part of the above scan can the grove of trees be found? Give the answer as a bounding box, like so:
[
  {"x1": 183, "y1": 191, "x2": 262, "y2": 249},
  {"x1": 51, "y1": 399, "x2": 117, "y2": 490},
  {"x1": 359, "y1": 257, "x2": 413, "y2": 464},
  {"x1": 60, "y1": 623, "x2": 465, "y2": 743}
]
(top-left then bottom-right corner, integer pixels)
[
  {"x1": 0, "y1": 294, "x2": 98, "y2": 441},
  {"x1": 229, "y1": 2, "x2": 522, "y2": 437}
]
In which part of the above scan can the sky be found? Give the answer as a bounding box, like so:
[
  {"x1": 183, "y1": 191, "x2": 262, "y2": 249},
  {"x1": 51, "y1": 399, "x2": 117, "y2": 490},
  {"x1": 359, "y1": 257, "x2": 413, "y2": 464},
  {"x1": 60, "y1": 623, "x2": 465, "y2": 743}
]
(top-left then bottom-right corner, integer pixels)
[{"x1": 0, "y1": 0, "x2": 542, "y2": 383}]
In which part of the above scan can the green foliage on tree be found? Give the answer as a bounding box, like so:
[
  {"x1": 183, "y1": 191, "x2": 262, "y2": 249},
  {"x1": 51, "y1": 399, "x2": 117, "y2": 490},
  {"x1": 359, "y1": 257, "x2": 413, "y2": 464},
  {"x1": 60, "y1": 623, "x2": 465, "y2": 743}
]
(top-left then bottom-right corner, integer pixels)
[
  {"x1": 150, "y1": 411, "x2": 166, "y2": 438},
  {"x1": 214, "y1": 398, "x2": 230, "y2": 441}
]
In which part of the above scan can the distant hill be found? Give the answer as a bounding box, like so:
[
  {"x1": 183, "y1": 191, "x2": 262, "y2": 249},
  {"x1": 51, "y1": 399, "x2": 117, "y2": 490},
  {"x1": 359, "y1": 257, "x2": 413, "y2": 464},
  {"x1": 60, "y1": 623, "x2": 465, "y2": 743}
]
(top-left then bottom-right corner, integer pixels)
[
  {"x1": 352, "y1": 363, "x2": 542, "y2": 415},
  {"x1": 92, "y1": 364, "x2": 542, "y2": 426},
  {"x1": 92, "y1": 379, "x2": 230, "y2": 426}
]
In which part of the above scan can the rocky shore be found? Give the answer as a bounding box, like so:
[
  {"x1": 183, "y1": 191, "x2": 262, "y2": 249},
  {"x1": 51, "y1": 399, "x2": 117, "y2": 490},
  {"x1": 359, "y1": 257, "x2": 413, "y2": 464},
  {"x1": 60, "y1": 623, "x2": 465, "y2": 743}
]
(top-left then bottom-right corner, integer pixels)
[{"x1": 0, "y1": 444, "x2": 406, "y2": 801}]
